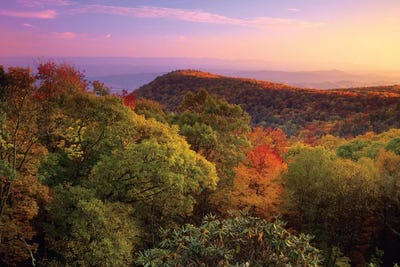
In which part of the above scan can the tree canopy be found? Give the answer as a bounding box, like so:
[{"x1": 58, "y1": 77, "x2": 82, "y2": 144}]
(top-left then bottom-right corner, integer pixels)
[{"x1": 1, "y1": 63, "x2": 400, "y2": 266}]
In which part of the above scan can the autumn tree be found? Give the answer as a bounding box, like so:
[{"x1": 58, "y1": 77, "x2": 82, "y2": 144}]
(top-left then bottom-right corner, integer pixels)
[
  {"x1": 120, "y1": 89, "x2": 135, "y2": 109},
  {"x1": 317, "y1": 134, "x2": 345, "y2": 151},
  {"x1": 35, "y1": 61, "x2": 87, "y2": 101},
  {"x1": 34, "y1": 61, "x2": 88, "y2": 149},
  {"x1": 0, "y1": 67, "x2": 51, "y2": 266},
  {"x1": 228, "y1": 127, "x2": 287, "y2": 219}
]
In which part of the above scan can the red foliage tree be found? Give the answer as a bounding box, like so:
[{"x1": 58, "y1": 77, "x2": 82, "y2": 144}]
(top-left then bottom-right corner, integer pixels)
[
  {"x1": 34, "y1": 61, "x2": 87, "y2": 102},
  {"x1": 120, "y1": 89, "x2": 136, "y2": 109}
]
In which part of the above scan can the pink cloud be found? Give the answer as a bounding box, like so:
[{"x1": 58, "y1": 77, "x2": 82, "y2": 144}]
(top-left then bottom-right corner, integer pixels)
[
  {"x1": 0, "y1": 9, "x2": 57, "y2": 19},
  {"x1": 288, "y1": 8, "x2": 301, "y2": 12},
  {"x1": 23, "y1": 22, "x2": 35, "y2": 28},
  {"x1": 54, "y1": 31, "x2": 76, "y2": 39}
]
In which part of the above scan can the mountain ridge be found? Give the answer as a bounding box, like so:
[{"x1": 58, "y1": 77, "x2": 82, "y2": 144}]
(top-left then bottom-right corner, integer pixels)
[{"x1": 133, "y1": 69, "x2": 400, "y2": 137}]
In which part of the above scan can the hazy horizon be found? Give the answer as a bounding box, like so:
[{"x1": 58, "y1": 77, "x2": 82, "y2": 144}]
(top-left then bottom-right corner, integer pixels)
[
  {"x1": 2, "y1": 56, "x2": 400, "y2": 74},
  {"x1": 3, "y1": 56, "x2": 400, "y2": 91}
]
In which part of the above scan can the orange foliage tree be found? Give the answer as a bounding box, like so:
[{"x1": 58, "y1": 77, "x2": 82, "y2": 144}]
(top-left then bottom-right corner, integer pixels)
[{"x1": 229, "y1": 128, "x2": 287, "y2": 219}]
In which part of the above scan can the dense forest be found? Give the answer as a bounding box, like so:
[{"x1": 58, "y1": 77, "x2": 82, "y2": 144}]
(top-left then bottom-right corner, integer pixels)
[
  {"x1": 134, "y1": 70, "x2": 400, "y2": 138},
  {"x1": 1, "y1": 62, "x2": 400, "y2": 266}
]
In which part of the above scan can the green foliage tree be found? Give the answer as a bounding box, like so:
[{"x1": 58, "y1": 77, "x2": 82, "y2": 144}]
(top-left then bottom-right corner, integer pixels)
[
  {"x1": 336, "y1": 139, "x2": 382, "y2": 160},
  {"x1": 43, "y1": 185, "x2": 140, "y2": 267},
  {"x1": 29, "y1": 63, "x2": 217, "y2": 264},
  {"x1": 38, "y1": 93, "x2": 135, "y2": 186},
  {"x1": 170, "y1": 89, "x2": 250, "y2": 216},
  {"x1": 89, "y1": 113, "x2": 218, "y2": 240},
  {"x1": 172, "y1": 89, "x2": 250, "y2": 184},
  {"x1": 374, "y1": 150, "x2": 400, "y2": 264},
  {"x1": 385, "y1": 138, "x2": 400, "y2": 155},
  {"x1": 283, "y1": 147, "x2": 379, "y2": 265},
  {"x1": 134, "y1": 97, "x2": 167, "y2": 123},
  {"x1": 34, "y1": 70, "x2": 218, "y2": 252}
]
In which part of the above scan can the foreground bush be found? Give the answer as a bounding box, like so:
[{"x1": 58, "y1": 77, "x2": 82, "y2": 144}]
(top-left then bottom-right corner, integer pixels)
[{"x1": 136, "y1": 213, "x2": 321, "y2": 267}]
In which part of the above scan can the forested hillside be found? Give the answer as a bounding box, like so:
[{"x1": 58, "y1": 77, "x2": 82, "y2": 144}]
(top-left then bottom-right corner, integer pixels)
[
  {"x1": 134, "y1": 70, "x2": 400, "y2": 138},
  {"x1": 1, "y1": 63, "x2": 400, "y2": 266}
]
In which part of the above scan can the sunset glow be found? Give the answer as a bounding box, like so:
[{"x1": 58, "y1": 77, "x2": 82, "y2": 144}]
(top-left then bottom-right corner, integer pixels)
[{"x1": 1, "y1": 0, "x2": 400, "y2": 70}]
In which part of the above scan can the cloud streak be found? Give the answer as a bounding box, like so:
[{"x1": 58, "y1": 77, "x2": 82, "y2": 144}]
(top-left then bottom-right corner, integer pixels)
[
  {"x1": 17, "y1": 0, "x2": 73, "y2": 7},
  {"x1": 0, "y1": 9, "x2": 57, "y2": 19},
  {"x1": 76, "y1": 5, "x2": 243, "y2": 25},
  {"x1": 73, "y1": 5, "x2": 323, "y2": 28},
  {"x1": 288, "y1": 8, "x2": 301, "y2": 12},
  {"x1": 23, "y1": 22, "x2": 35, "y2": 28},
  {"x1": 51, "y1": 31, "x2": 112, "y2": 41},
  {"x1": 53, "y1": 31, "x2": 77, "y2": 39}
]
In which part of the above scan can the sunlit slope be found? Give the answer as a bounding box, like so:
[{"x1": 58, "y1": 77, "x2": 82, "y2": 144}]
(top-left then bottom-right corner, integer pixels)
[{"x1": 134, "y1": 70, "x2": 400, "y2": 136}]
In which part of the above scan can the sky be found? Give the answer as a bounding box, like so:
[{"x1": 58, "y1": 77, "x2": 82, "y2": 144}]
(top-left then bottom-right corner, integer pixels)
[{"x1": 1, "y1": 0, "x2": 400, "y2": 71}]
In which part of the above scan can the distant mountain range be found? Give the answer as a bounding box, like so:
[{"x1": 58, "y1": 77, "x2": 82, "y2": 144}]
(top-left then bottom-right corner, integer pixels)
[
  {"x1": 1, "y1": 57, "x2": 400, "y2": 91},
  {"x1": 230, "y1": 70, "x2": 400, "y2": 89}
]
